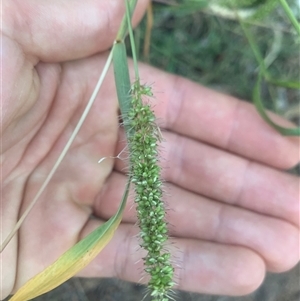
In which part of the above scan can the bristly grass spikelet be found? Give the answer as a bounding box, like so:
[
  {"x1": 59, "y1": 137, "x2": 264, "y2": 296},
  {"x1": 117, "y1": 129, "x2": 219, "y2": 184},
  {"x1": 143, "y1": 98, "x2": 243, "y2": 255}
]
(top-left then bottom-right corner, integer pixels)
[
  {"x1": 112, "y1": 2, "x2": 174, "y2": 299},
  {"x1": 127, "y1": 80, "x2": 174, "y2": 301}
]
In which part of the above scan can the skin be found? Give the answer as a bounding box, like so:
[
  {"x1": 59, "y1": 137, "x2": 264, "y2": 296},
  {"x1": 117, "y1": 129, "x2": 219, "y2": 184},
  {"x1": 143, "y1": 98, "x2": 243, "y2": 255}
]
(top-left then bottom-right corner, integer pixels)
[{"x1": 1, "y1": 0, "x2": 299, "y2": 299}]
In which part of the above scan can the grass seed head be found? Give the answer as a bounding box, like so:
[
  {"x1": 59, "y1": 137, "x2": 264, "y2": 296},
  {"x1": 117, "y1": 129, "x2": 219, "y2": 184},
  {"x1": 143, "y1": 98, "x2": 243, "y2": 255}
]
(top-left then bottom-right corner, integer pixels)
[{"x1": 128, "y1": 81, "x2": 174, "y2": 301}]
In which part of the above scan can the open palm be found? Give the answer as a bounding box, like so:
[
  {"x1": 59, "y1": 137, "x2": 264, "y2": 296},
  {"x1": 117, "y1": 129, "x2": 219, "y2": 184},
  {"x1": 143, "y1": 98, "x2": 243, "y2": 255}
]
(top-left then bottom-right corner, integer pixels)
[{"x1": 1, "y1": 1, "x2": 299, "y2": 300}]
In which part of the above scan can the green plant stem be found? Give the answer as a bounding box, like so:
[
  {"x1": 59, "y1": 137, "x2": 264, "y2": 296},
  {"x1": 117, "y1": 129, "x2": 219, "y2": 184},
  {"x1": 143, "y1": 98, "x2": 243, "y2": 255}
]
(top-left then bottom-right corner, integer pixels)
[
  {"x1": 238, "y1": 16, "x2": 267, "y2": 74},
  {"x1": 125, "y1": 0, "x2": 140, "y2": 80},
  {"x1": 278, "y1": 0, "x2": 300, "y2": 35},
  {"x1": 238, "y1": 12, "x2": 300, "y2": 137},
  {"x1": 116, "y1": 0, "x2": 138, "y2": 41},
  {"x1": 254, "y1": 72, "x2": 300, "y2": 136}
]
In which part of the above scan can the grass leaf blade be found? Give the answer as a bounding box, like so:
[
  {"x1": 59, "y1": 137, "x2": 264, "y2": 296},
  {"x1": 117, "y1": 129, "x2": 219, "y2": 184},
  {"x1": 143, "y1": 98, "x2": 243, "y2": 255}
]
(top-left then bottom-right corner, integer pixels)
[
  {"x1": 116, "y1": 0, "x2": 138, "y2": 41},
  {"x1": 9, "y1": 180, "x2": 130, "y2": 301},
  {"x1": 253, "y1": 72, "x2": 300, "y2": 136},
  {"x1": 278, "y1": 0, "x2": 300, "y2": 35},
  {"x1": 265, "y1": 76, "x2": 300, "y2": 89},
  {"x1": 112, "y1": 41, "x2": 132, "y2": 134}
]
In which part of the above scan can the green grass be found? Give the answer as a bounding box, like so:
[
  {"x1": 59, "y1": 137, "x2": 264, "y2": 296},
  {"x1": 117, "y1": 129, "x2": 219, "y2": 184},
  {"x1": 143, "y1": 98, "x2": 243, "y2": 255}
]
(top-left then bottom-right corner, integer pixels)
[{"x1": 129, "y1": 0, "x2": 299, "y2": 119}]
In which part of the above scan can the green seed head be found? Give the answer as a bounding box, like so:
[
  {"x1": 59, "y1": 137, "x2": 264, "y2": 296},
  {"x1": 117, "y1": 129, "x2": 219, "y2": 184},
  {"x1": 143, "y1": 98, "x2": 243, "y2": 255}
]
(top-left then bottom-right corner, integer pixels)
[{"x1": 127, "y1": 81, "x2": 174, "y2": 301}]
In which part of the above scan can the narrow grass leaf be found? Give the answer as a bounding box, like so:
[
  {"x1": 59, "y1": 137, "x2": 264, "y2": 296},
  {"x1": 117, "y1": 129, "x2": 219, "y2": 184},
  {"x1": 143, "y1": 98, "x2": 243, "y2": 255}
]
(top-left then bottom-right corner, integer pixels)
[
  {"x1": 116, "y1": 0, "x2": 137, "y2": 41},
  {"x1": 239, "y1": 16, "x2": 299, "y2": 136},
  {"x1": 0, "y1": 52, "x2": 113, "y2": 253},
  {"x1": 251, "y1": 0, "x2": 278, "y2": 20},
  {"x1": 253, "y1": 72, "x2": 300, "y2": 136},
  {"x1": 112, "y1": 41, "x2": 132, "y2": 133},
  {"x1": 238, "y1": 17, "x2": 267, "y2": 73},
  {"x1": 278, "y1": 0, "x2": 300, "y2": 36},
  {"x1": 266, "y1": 76, "x2": 300, "y2": 89},
  {"x1": 9, "y1": 180, "x2": 130, "y2": 301}
]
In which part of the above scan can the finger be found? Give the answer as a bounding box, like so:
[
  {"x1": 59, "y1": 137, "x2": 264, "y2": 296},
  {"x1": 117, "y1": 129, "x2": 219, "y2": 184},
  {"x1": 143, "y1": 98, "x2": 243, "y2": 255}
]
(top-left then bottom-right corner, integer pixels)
[
  {"x1": 162, "y1": 132, "x2": 300, "y2": 227},
  {"x1": 77, "y1": 220, "x2": 266, "y2": 296},
  {"x1": 93, "y1": 171, "x2": 299, "y2": 272},
  {"x1": 114, "y1": 130, "x2": 300, "y2": 227},
  {"x1": 136, "y1": 63, "x2": 299, "y2": 169},
  {"x1": 3, "y1": 0, "x2": 149, "y2": 62}
]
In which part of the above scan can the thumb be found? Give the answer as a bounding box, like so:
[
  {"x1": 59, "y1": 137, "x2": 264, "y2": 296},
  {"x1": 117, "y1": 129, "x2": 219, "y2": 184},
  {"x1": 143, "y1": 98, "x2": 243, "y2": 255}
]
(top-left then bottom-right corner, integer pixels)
[{"x1": 3, "y1": 0, "x2": 149, "y2": 62}]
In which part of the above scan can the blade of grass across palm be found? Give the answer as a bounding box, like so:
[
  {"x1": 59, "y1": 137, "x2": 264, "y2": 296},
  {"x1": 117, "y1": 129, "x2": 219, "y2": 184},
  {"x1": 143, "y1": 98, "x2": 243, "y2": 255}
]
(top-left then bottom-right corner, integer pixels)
[
  {"x1": 113, "y1": 0, "x2": 139, "y2": 130},
  {"x1": 113, "y1": 0, "x2": 142, "y2": 134},
  {"x1": 9, "y1": 180, "x2": 130, "y2": 301},
  {"x1": 254, "y1": 72, "x2": 300, "y2": 136},
  {"x1": 116, "y1": 0, "x2": 137, "y2": 41},
  {"x1": 112, "y1": 40, "x2": 133, "y2": 133},
  {"x1": 0, "y1": 52, "x2": 113, "y2": 253}
]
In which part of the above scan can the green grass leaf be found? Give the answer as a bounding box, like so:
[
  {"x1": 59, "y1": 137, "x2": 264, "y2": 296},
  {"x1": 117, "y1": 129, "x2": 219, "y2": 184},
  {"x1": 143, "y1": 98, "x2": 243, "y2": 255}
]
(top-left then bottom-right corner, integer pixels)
[
  {"x1": 253, "y1": 72, "x2": 300, "y2": 136},
  {"x1": 266, "y1": 76, "x2": 300, "y2": 89},
  {"x1": 9, "y1": 180, "x2": 130, "y2": 301},
  {"x1": 279, "y1": 0, "x2": 300, "y2": 35},
  {"x1": 239, "y1": 15, "x2": 299, "y2": 136},
  {"x1": 112, "y1": 41, "x2": 133, "y2": 134},
  {"x1": 116, "y1": 0, "x2": 138, "y2": 40}
]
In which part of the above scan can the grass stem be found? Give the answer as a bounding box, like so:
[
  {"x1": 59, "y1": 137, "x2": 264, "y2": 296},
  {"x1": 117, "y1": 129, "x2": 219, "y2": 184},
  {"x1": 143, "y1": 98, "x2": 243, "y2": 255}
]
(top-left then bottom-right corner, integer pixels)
[{"x1": 278, "y1": 0, "x2": 300, "y2": 36}]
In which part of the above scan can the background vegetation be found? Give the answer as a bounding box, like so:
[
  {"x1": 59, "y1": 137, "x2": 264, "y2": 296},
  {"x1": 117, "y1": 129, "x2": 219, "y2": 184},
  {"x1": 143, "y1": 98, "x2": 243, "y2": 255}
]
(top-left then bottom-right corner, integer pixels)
[{"x1": 132, "y1": 0, "x2": 299, "y2": 122}]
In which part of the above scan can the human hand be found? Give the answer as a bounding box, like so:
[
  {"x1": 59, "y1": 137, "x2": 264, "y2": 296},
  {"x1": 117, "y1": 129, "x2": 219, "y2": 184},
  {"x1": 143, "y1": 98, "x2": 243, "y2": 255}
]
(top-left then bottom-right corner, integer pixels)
[{"x1": 1, "y1": 0, "x2": 299, "y2": 299}]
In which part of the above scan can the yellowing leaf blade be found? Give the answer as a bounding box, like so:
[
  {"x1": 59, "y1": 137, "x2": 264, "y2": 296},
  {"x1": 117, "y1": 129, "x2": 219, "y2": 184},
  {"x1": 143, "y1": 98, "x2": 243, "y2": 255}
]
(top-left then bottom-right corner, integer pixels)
[{"x1": 10, "y1": 181, "x2": 130, "y2": 301}]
